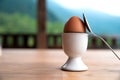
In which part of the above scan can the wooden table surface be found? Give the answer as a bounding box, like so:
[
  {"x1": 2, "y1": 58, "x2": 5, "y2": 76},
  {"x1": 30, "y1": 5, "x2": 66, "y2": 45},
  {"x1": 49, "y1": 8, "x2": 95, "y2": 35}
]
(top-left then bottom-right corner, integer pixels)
[{"x1": 0, "y1": 49, "x2": 120, "y2": 80}]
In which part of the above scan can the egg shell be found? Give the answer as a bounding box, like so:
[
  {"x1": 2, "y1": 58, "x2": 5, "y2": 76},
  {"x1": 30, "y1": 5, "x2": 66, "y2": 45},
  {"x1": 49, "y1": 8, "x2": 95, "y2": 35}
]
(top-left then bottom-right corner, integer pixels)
[{"x1": 64, "y1": 16, "x2": 86, "y2": 33}]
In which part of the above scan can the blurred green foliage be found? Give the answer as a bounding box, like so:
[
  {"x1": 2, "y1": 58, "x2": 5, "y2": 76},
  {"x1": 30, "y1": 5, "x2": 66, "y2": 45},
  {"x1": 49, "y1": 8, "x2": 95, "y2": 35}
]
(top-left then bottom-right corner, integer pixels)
[
  {"x1": 0, "y1": 12, "x2": 36, "y2": 34},
  {"x1": 0, "y1": 12, "x2": 65, "y2": 34},
  {"x1": 0, "y1": 0, "x2": 37, "y2": 34},
  {"x1": 0, "y1": 0, "x2": 65, "y2": 34},
  {"x1": 46, "y1": 21, "x2": 64, "y2": 34}
]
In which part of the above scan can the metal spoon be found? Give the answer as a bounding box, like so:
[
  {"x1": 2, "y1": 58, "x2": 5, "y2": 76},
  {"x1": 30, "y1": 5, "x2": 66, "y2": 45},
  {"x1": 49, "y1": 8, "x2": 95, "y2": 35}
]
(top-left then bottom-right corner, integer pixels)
[{"x1": 83, "y1": 13, "x2": 120, "y2": 60}]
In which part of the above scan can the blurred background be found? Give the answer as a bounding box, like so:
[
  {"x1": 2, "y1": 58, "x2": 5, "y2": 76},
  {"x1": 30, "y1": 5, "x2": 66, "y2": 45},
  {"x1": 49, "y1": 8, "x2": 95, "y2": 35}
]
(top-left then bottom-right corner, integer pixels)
[{"x1": 0, "y1": 0, "x2": 120, "y2": 49}]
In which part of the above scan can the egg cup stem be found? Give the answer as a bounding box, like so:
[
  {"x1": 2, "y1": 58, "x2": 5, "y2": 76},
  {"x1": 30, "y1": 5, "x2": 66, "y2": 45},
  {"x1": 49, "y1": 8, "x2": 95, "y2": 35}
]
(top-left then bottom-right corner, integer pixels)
[{"x1": 61, "y1": 57, "x2": 88, "y2": 71}]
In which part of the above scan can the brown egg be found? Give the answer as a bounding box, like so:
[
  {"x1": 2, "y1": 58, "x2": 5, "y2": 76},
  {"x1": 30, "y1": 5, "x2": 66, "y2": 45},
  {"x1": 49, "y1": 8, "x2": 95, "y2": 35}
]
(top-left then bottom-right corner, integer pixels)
[{"x1": 64, "y1": 16, "x2": 86, "y2": 33}]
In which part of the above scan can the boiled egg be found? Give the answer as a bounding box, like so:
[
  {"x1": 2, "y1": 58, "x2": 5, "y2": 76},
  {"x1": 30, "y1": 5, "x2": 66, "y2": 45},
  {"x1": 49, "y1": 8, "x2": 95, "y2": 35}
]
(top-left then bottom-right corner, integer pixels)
[{"x1": 64, "y1": 16, "x2": 86, "y2": 33}]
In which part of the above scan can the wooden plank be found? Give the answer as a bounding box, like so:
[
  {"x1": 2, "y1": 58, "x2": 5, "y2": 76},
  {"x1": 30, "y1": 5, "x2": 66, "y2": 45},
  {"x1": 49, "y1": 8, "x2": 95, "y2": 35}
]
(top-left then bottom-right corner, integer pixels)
[{"x1": 0, "y1": 49, "x2": 120, "y2": 80}]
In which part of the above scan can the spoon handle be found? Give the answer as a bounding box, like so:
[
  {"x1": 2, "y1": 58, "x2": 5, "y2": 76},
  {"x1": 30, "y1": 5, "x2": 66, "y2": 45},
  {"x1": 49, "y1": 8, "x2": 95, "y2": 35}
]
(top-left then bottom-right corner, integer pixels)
[
  {"x1": 83, "y1": 13, "x2": 120, "y2": 60},
  {"x1": 93, "y1": 33, "x2": 120, "y2": 60}
]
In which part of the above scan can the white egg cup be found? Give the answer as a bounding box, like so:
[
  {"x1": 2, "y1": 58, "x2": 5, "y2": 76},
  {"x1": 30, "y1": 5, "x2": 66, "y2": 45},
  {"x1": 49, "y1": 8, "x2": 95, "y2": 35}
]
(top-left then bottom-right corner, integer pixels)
[{"x1": 61, "y1": 33, "x2": 88, "y2": 71}]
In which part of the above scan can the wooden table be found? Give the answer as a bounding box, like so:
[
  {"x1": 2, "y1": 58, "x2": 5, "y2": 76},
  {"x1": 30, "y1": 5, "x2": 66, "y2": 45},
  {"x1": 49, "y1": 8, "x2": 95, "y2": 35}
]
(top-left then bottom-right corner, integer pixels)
[{"x1": 0, "y1": 49, "x2": 120, "y2": 80}]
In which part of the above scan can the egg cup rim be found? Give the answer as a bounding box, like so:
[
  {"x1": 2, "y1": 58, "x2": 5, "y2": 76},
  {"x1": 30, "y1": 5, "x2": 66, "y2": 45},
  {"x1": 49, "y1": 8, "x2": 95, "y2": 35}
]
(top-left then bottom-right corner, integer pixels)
[{"x1": 62, "y1": 32, "x2": 88, "y2": 35}]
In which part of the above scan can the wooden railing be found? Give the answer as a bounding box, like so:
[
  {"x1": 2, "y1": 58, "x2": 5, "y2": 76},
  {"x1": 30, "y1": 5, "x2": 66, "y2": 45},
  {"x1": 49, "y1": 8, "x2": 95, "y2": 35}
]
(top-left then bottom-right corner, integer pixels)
[
  {"x1": 0, "y1": 34, "x2": 119, "y2": 49},
  {"x1": 88, "y1": 35, "x2": 118, "y2": 49},
  {"x1": 0, "y1": 34, "x2": 37, "y2": 48},
  {"x1": 47, "y1": 34, "x2": 62, "y2": 48},
  {"x1": 47, "y1": 34, "x2": 119, "y2": 49}
]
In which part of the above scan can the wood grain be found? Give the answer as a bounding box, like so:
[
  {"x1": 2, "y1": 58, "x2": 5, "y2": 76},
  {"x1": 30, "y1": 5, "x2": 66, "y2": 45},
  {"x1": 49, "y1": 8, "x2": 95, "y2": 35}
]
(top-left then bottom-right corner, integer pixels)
[{"x1": 0, "y1": 49, "x2": 120, "y2": 80}]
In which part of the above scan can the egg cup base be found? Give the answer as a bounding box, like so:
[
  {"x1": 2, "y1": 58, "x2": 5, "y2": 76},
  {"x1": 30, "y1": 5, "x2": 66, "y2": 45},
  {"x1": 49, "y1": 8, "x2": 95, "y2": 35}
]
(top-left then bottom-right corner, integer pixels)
[{"x1": 61, "y1": 57, "x2": 88, "y2": 71}]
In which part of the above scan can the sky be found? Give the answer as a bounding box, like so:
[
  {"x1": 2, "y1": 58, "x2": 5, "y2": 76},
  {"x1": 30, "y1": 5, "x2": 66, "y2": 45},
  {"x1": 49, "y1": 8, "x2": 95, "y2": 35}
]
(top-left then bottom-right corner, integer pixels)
[{"x1": 53, "y1": 0, "x2": 120, "y2": 16}]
